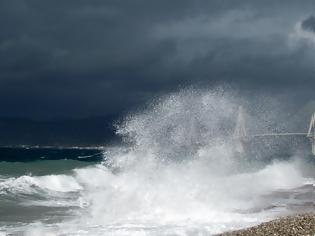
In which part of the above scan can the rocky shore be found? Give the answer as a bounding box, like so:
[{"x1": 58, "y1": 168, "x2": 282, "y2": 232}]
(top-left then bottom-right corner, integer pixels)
[{"x1": 219, "y1": 214, "x2": 315, "y2": 236}]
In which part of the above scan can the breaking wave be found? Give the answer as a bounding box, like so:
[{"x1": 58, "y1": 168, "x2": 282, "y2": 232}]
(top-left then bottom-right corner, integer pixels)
[{"x1": 3, "y1": 88, "x2": 315, "y2": 235}]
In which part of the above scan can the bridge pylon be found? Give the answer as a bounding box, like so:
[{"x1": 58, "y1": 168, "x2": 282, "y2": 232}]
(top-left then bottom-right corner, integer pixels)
[
  {"x1": 307, "y1": 112, "x2": 315, "y2": 155},
  {"x1": 233, "y1": 106, "x2": 247, "y2": 139},
  {"x1": 232, "y1": 106, "x2": 247, "y2": 153}
]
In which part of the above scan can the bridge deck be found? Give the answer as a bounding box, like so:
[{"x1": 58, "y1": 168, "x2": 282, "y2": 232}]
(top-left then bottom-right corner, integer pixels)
[{"x1": 250, "y1": 133, "x2": 308, "y2": 137}]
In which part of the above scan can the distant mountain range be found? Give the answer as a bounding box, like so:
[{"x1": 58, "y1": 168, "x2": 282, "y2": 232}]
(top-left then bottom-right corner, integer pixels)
[{"x1": 0, "y1": 115, "x2": 121, "y2": 147}]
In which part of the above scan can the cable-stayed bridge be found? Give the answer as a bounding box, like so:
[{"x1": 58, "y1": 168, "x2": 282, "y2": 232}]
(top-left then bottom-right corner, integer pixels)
[{"x1": 233, "y1": 107, "x2": 315, "y2": 155}]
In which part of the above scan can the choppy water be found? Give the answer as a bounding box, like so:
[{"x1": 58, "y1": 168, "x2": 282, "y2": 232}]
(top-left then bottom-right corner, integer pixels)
[{"x1": 1, "y1": 89, "x2": 315, "y2": 236}]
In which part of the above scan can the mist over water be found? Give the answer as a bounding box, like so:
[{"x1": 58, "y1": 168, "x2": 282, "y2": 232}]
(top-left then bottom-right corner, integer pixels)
[{"x1": 2, "y1": 88, "x2": 315, "y2": 235}]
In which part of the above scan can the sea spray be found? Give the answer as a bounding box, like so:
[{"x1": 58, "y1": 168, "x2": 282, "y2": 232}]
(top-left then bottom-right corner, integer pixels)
[
  {"x1": 3, "y1": 88, "x2": 315, "y2": 235},
  {"x1": 70, "y1": 88, "x2": 312, "y2": 234}
]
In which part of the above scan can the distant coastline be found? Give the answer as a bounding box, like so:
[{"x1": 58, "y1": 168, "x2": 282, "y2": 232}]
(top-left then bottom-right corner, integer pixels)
[
  {"x1": 0, "y1": 145, "x2": 105, "y2": 150},
  {"x1": 0, "y1": 146, "x2": 105, "y2": 162}
]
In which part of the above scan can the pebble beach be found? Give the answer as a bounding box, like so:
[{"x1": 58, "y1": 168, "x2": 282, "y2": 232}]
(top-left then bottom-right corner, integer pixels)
[{"x1": 219, "y1": 214, "x2": 315, "y2": 236}]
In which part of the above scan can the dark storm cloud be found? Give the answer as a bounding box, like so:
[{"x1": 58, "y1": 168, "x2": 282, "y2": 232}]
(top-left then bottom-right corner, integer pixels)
[
  {"x1": 301, "y1": 15, "x2": 315, "y2": 33},
  {"x1": 0, "y1": 0, "x2": 315, "y2": 118}
]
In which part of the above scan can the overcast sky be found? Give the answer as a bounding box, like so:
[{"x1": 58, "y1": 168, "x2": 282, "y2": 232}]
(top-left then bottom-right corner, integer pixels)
[{"x1": 1, "y1": 0, "x2": 315, "y2": 119}]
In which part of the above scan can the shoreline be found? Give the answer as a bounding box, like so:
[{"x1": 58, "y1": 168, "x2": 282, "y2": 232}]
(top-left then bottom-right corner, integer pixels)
[{"x1": 218, "y1": 213, "x2": 315, "y2": 236}]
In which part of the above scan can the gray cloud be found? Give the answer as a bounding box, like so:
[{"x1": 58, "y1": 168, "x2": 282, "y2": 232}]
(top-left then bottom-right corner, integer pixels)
[
  {"x1": 0, "y1": 0, "x2": 315, "y2": 118},
  {"x1": 301, "y1": 15, "x2": 315, "y2": 33}
]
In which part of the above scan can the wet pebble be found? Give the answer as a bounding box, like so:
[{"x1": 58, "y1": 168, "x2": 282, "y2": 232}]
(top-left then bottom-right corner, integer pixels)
[{"x1": 219, "y1": 214, "x2": 315, "y2": 236}]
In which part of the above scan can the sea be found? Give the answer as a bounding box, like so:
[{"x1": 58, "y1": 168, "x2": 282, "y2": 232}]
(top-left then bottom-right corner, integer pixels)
[{"x1": 1, "y1": 89, "x2": 315, "y2": 236}]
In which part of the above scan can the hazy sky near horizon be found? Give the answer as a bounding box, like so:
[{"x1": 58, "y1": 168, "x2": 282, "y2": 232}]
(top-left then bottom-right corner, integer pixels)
[{"x1": 1, "y1": 0, "x2": 315, "y2": 118}]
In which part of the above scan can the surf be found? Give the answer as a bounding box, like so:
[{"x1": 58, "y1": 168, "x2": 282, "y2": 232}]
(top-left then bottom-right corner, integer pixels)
[{"x1": 2, "y1": 88, "x2": 315, "y2": 235}]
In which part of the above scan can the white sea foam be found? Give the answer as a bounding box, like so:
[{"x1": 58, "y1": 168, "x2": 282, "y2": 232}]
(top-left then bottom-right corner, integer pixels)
[{"x1": 0, "y1": 175, "x2": 82, "y2": 195}]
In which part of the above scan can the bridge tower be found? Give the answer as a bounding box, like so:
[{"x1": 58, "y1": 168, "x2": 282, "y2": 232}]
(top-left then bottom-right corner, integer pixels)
[
  {"x1": 233, "y1": 106, "x2": 247, "y2": 139},
  {"x1": 307, "y1": 112, "x2": 315, "y2": 155},
  {"x1": 233, "y1": 106, "x2": 247, "y2": 153}
]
